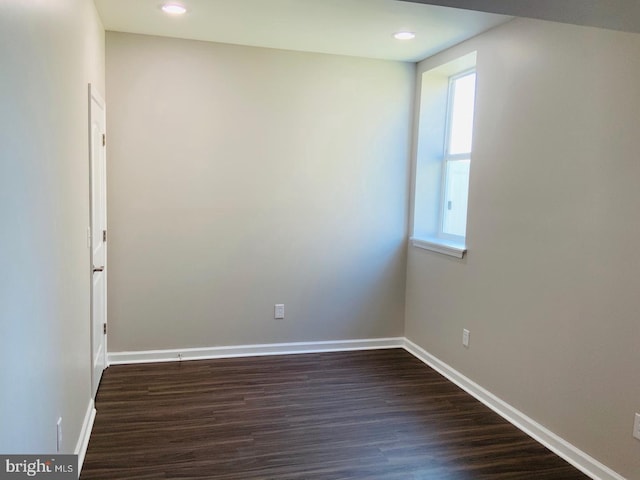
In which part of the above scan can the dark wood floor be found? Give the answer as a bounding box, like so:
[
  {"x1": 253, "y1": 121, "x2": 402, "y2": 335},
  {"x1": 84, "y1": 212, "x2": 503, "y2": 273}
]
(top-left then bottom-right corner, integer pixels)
[{"x1": 81, "y1": 349, "x2": 589, "y2": 479}]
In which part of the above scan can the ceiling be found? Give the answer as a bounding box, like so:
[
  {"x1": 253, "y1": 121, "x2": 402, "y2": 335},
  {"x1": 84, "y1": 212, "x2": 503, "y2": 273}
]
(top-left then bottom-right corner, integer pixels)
[
  {"x1": 93, "y1": 0, "x2": 511, "y2": 62},
  {"x1": 403, "y1": 0, "x2": 640, "y2": 34}
]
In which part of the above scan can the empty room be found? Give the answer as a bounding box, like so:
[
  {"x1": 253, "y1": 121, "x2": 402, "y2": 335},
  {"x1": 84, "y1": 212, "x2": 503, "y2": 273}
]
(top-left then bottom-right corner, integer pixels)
[{"x1": 1, "y1": 0, "x2": 639, "y2": 479}]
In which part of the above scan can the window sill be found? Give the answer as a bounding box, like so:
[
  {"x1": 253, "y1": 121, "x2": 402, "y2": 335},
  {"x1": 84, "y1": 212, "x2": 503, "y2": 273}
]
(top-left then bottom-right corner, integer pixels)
[{"x1": 410, "y1": 237, "x2": 467, "y2": 259}]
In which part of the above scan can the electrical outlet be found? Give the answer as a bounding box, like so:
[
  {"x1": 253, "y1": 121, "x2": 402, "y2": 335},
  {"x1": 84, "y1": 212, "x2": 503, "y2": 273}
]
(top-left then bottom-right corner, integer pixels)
[
  {"x1": 274, "y1": 304, "x2": 285, "y2": 319},
  {"x1": 633, "y1": 413, "x2": 640, "y2": 441},
  {"x1": 462, "y1": 329, "x2": 470, "y2": 348},
  {"x1": 56, "y1": 417, "x2": 62, "y2": 452}
]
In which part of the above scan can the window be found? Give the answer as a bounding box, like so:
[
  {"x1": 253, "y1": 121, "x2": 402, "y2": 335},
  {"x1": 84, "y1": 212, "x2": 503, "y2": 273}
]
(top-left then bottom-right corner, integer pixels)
[
  {"x1": 411, "y1": 53, "x2": 477, "y2": 258},
  {"x1": 442, "y1": 70, "x2": 475, "y2": 239}
]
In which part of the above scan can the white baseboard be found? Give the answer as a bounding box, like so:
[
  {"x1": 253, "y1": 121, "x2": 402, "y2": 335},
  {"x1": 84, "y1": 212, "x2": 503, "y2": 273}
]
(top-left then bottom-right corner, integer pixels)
[
  {"x1": 74, "y1": 398, "x2": 96, "y2": 477},
  {"x1": 107, "y1": 337, "x2": 404, "y2": 365},
  {"x1": 402, "y1": 339, "x2": 626, "y2": 480}
]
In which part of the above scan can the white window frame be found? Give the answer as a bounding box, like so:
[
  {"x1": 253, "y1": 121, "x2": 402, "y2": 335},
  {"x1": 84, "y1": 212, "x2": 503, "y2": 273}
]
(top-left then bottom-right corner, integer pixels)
[
  {"x1": 410, "y1": 52, "x2": 477, "y2": 259},
  {"x1": 438, "y1": 68, "x2": 476, "y2": 244}
]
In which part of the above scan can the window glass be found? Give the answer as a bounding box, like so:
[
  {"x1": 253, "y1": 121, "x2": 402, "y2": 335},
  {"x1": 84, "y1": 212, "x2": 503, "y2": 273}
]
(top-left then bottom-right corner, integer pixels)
[
  {"x1": 442, "y1": 159, "x2": 470, "y2": 237},
  {"x1": 448, "y1": 72, "x2": 476, "y2": 155}
]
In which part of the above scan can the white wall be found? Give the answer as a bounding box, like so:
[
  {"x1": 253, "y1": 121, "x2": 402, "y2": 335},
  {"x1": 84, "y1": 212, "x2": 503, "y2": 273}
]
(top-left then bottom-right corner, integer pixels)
[
  {"x1": 106, "y1": 33, "x2": 414, "y2": 352},
  {"x1": 0, "y1": 0, "x2": 104, "y2": 454},
  {"x1": 406, "y1": 18, "x2": 640, "y2": 479}
]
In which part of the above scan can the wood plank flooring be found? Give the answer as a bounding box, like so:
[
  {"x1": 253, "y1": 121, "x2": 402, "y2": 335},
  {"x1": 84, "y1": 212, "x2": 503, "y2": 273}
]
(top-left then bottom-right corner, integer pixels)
[{"x1": 81, "y1": 349, "x2": 589, "y2": 479}]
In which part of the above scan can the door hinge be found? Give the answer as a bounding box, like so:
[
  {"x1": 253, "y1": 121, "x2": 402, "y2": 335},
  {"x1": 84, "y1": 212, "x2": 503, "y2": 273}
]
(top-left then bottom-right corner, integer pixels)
[
  {"x1": 103, "y1": 230, "x2": 107, "y2": 242},
  {"x1": 102, "y1": 133, "x2": 106, "y2": 146},
  {"x1": 103, "y1": 323, "x2": 107, "y2": 335}
]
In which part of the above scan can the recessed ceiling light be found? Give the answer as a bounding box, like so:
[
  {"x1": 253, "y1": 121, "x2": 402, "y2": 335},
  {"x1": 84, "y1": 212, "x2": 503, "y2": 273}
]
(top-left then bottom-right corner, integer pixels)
[
  {"x1": 393, "y1": 31, "x2": 416, "y2": 40},
  {"x1": 161, "y1": 3, "x2": 187, "y2": 15}
]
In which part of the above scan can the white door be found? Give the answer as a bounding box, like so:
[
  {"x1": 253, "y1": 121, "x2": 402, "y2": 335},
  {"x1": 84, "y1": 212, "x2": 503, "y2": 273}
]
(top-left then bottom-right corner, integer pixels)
[{"x1": 89, "y1": 84, "x2": 107, "y2": 398}]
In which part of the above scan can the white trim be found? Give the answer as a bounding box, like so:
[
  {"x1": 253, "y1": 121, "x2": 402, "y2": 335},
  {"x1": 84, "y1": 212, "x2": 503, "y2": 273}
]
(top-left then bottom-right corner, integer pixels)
[
  {"x1": 402, "y1": 339, "x2": 626, "y2": 480},
  {"x1": 410, "y1": 237, "x2": 466, "y2": 258},
  {"x1": 74, "y1": 398, "x2": 96, "y2": 477},
  {"x1": 108, "y1": 337, "x2": 404, "y2": 365},
  {"x1": 89, "y1": 83, "x2": 105, "y2": 109}
]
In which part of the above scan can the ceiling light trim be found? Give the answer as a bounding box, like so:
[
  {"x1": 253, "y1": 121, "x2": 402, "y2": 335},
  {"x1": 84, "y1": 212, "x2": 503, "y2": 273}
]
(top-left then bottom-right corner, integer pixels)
[
  {"x1": 161, "y1": 3, "x2": 187, "y2": 15},
  {"x1": 393, "y1": 31, "x2": 416, "y2": 40}
]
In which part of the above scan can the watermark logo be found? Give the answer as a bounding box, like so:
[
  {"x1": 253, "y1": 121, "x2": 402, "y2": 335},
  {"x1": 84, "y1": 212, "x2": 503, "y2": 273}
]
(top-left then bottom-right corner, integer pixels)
[{"x1": 0, "y1": 456, "x2": 77, "y2": 479}]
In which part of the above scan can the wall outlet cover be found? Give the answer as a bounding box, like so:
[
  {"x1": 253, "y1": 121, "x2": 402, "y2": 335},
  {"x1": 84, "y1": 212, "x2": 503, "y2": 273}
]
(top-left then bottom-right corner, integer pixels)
[
  {"x1": 633, "y1": 413, "x2": 640, "y2": 440},
  {"x1": 275, "y1": 304, "x2": 285, "y2": 319},
  {"x1": 462, "y1": 329, "x2": 470, "y2": 348}
]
